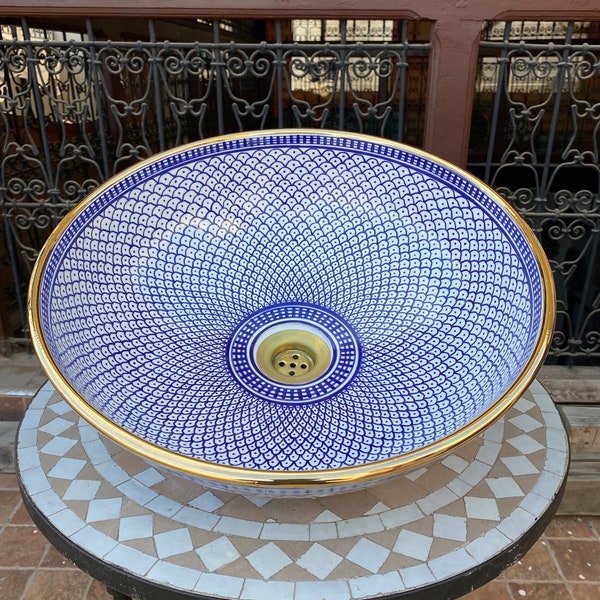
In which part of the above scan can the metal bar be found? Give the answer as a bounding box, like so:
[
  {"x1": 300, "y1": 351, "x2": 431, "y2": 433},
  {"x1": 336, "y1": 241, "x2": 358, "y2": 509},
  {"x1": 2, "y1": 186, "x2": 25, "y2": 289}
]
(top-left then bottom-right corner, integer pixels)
[
  {"x1": 1, "y1": 218, "x2": 29, "y2": 338},
  {"x1": 540, "y1": 21, "x2": 574, "y2": 195},
  {"x1": 85, "y1": 18, "x2": 110, "y2": 180},
  {"x1": 212, "y1": 20, "x2": 225, "y2": 135},
  {"x1": 1, "y1": 38, "x2": 432, "y2": 53},
  {"x1": 148, "y1": 19, "x2": 166, "y2": 151},
  {"x1": 338, "y1": 20, "x2": 347, "y2": 130},
  {"x1": 571, "y1": 232, "x2": 600, "y2": 360},
  {"x1": 483, "y1": 21, "x2": 512, "y2": 184},
  {"x1": 396, "y1": 20, "x2": 408, "y2": 143},
  {"x1": 275, "y1": 20, "x2": 284, "y2": 128},
  {"x1": 20, "y1": 18, "x2": 56, "y2": 202}
]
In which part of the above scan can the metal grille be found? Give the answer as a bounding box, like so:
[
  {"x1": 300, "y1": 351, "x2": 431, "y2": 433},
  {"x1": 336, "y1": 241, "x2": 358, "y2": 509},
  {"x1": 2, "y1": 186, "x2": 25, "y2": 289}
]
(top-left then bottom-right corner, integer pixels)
[
  {"x1": 469, "y1": 21, "x2": 600, "y2": 362},
  {"x1": 0, "y1": 17, "x2": 430, "y2": 344}
]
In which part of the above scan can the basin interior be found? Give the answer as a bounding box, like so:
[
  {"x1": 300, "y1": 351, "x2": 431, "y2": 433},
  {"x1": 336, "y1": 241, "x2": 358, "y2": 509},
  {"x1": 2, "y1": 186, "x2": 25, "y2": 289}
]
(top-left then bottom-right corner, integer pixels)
[{"x1": 31, "y1": 131, "x2": 550, "y2": 481}]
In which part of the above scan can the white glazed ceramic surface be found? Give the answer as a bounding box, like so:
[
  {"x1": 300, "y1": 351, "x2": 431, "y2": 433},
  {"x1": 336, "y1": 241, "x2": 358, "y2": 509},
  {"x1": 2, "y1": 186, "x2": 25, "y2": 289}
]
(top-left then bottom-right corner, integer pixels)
[{"x1": 29, "y1": 131, "x2": 554, "y2": 495}]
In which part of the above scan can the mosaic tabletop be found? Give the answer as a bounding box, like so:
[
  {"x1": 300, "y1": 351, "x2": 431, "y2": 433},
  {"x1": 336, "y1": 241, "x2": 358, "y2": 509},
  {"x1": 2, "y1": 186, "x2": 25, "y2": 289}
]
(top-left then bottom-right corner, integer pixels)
[{"x1": 17, "y1": 381, "x2": 568, "y2": 599}]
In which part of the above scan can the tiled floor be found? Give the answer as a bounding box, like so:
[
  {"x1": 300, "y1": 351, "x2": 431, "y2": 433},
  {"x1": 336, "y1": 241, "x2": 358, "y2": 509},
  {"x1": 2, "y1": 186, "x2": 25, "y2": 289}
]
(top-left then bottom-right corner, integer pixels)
[{"x1": 1, "y1": 472, "x2": 599, "y2": 600}]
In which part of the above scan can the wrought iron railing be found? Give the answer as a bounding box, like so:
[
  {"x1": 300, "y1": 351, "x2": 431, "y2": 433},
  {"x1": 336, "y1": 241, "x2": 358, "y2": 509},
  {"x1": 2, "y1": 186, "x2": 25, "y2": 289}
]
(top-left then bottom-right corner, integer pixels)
[
  {"x1": 0, "y1": 17, "x2": 430, "y2": 344},
  {"x1": 469, "y1": 21, "x2": 600, "y2": 362},
  {"x1": 2, "y1": 16, "x2": 600, "y2": 363}
]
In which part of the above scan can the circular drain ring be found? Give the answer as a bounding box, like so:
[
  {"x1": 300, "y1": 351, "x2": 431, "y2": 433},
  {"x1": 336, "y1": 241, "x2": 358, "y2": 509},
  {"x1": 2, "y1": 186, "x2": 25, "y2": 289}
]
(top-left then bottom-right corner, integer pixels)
[{"x1": 227, "y1": 303, "x2": 362, "y2": 404}]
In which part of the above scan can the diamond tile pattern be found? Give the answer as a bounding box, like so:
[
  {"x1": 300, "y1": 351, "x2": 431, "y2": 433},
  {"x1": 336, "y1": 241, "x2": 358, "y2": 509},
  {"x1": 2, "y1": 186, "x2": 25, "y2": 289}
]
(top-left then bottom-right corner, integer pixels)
[{"x1": 16, "y1": 383, "x2": 569, "y2": 599}]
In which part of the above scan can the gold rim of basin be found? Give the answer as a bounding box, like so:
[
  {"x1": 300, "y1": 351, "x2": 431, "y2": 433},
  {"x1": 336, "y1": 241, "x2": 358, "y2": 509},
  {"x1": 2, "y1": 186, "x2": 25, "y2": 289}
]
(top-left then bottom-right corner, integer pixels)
[{"x1": 28, "y1": 129, "x2": 556, "y2": 494}]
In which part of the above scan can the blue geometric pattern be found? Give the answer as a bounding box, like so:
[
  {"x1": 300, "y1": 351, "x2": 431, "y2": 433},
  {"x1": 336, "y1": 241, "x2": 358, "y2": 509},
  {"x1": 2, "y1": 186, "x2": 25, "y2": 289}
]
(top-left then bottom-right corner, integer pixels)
[{"x1": 38, "y1": 133, "x2": 544, "y2": 472}]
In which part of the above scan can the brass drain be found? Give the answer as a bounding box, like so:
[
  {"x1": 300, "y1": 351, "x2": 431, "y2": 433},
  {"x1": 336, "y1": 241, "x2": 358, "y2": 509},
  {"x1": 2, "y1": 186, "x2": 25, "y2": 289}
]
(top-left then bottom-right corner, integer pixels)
[{"x1": 255, "y1": 328, "x2": 331, "y2": 384}]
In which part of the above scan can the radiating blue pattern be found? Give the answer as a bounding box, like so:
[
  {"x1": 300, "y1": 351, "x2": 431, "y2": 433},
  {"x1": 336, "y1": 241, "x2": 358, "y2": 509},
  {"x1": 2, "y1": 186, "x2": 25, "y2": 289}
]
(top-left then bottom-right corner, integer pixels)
[{"x1": 39, "y1": 133, "x2": 544, "y2": 471}]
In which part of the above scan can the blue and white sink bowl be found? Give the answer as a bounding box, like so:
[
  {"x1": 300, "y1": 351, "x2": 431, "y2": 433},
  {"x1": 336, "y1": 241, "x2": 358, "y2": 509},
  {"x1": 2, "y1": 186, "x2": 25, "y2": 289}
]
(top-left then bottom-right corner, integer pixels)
[{"x1": 29, "y1": 130, "x2": 555, "y2": 497}]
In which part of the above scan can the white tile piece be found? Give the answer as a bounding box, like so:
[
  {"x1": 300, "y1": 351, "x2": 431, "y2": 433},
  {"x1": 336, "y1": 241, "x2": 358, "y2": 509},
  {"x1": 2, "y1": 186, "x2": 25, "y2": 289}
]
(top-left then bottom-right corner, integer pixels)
[
  {"x1": 429, "y1": 547, "x2": 477, "y2": 578},
  {"x1": 71, "y1": 525, "x2": 118, "y2": 558},
  {"x1": 497, "y1": 507, "x2": 536, "y2": 540},
  {"x1": 48, "y1": 400, "x2": 71, "y2": 415},
  {"x1": 261, "y1": 522, "x2": 309, "y2": 541},
  {"x1": 520, "y1": 492, "x2": 550, "y2": 517},
  {"x1": 526, "y1": 380, "x2": 547, "y2": 397},
  {"x1": 393, "y1": 529, "x2": 433, "y2": 561},
  {"x1": 18, "y1": 446, "x2": 41, "y2": 470},
  {"x1": 346, "y1": 538, "x2": 390, "y2": 573},
  {"x1": 476, "y1": 441, "x2": 502, "y2": 465},
  {"x1": 47, "y1": 457, "x2": 86, "y2": 480},
  {"x1": 154, "y1": 527, "x2": 194, "y2": 558},
  {"x1": 441, "y1": 454, "x2": 469, "y2": 473},
  {"x1": 214, "y1": 515, "x2": 262, "y2": 538},
  {"x1": 21, "y1": 406, "x2": 45, "y2": 430},
  {"x1": 189, "y1": 491, "x2": 224, "y2": 512},
  {"x1": 545, "y1": 449, "x2": 568, "y2": 475},
  {"x1": 134, "y1": 467, "x2": 165, "y2": 486},
  {"x1": 196, "y1": 536, "x2": 241, "y2": 571},
  {"x1": 40, "y1": 417, "x2": 73, "y2": 436},
  {"x1": 63, "y1": 479, "x2": 101, "y2": 501},
  {"x1": 501, "y1": 456, "x2": 539, "y2": 476},
  {"x1": 145, "y1": 495, "x2": 183, "y2": 518},
  {"x1": 447, "y1": 477, "x2": 473, "y2": 497},
  {"x1": 309, "y1": 522, "x2": 338, "y2": 541},
  {"x1": 400, "y1": 563, "x2": 436, "y2": 589},
  {"x1": 296, "y1": 580, "x2": 351, "y2": 600},
  {"x1": 95, "y1": 461, "x2": 129, "y2": 486},
  {"x1": 531, "y1": 471, "x2": 563, "y2": 500},
  {"x1": 40, "y1": 436, "x2": 77, "y2": 457},
  {"x1": 380, "y1": 503, "x2": 424, "y2": 529},
  {"x1": 20, "y1": 466, "x2": 51, "y2": 494},
  {"x1": 297, "y1": 543, "x2": 343, "y2": 579},
  {"x1": 365, "y1": 502, "x2": 390, "y2": 515},
  {"x1": 482, "y1": 420, "x2": 504, "y2": 443},
  {"x1": 433, "y1": 514, "x2": 467, "y2": 542},
  {"x1": 86, "y1": 498, "x2": 123, "y2": 522},
  {"x1": 173, "y1": 505, "x2": 220, "y2": 530},
  {"x1": 509, "y1": 413, "x2": 543, "y2": 433},
  {"x1": 195, "y1": 573, "x2": 244, "y2": 598},
  {"x1": 104, "y1": 544, "x2": 157, "y2": 576},
  {"x1": 417, "y1": 486, "x2": 458, "y2": 515},
  {"x1": 243, "y1": 495, "x2": 271, "y2": 507},
  {"x1": 459, "y1": 460, "x2": 490, "y2": 486},
  {"x1": 466, "y1": 528, "x2": 511, "y2": 562},
  {"x1": 513, "y1": 397, "x2": 536, "y2": 413},
  {"x1": 16, "y1": 427, "x2": 39, "y2": 449},
  {"x1": 77, "y1": 423, "x2": 98, "y2": 443},
  {"x1": 404, "y1": 466, "x2": 428, "y2": 481},
  {"x1": 118, "y1": 515, "x2": 154, "y2": 541},
  {"x1": 82, "y1": 439, "x2": 112, "y2": 465},
  {"x1": 241, "y1": 579, "x2": 294, "y2": 600},
  {"x1": 146, "y1": 560, "x2": 200, "y2": 589},
  {"x1": 350, "y1": 572, "x2": 403, "y2": 598},
  {"x1": 49, "y1": 508, "x2": 86, "y2": 536},
  {"x1": 31, "y1": 489, "x2": 66, "y2": 517},
  {"x1": 546, "y1": 426, "x2": 568, "y2": 451},
  {"x1": 486, "y1": 477, "x2": 525, "y2": 498},
  {"x1": 464, "y1": 496, "x2": 500, "y2": 521},
  {"x1": 337, "y1": 515, "x2": 382, "y2": 537},
  {"x1": 247, "y1": 542, "x2": 292, "y2": 579},
  {"x1": 542, "y1": 410, "x2": 566, "y2": 431},
  {"x1": 312, "y1": 509, "x2": 342, "y2": 523},
  {"x1": 507, "y1": 434, "x2": 544, "y2": 455},
  {"x1": 117, "y1": 478, "x2": 158, "y2": 506}
]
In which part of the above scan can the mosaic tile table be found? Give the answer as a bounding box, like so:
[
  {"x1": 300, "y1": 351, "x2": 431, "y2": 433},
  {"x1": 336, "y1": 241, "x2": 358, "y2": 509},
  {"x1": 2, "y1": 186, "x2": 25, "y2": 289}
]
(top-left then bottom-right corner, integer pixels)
[{"x1": 17, "y1": 380, "x2": 568, "y2": 600}]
